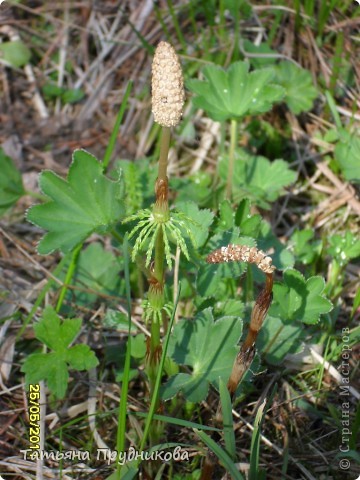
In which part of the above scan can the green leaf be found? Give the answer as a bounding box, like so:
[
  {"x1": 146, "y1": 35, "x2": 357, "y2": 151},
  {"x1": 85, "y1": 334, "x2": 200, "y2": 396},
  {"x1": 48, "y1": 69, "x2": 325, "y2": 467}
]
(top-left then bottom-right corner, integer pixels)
[
  {"x1": 162, "y1": 309, "x2": 241, "y2": 402},
  {"x1": 22, "y1": 352, "x2": 70, "y2": 398},
  {"x1": 130, "y1": 333, "x2": 146, "y2": 359},
  {"x1": 176, "y1": 201, "x2": 214, "y2": 247},
  {"x1": 271, "y1": 269, "x2": 333, "y2": 325},
  {"x1": 213, "y1": 299, "x2": 245, "y2": 319},
  {"x1": 290, "y1": 229, "x2": 322, "y2": 265},
  {"x1": 224, "y1": 0, "x2": 252, "y2": 21},
  {"x1": 275, "y1": 62, "x2": 318, "y2": 114},
  {"x1": 327, "y1": 231, "x2": 360, "y2": 267},
  {"x1": 61, "y1": 88, "x2": 85, "y2": 104},
  {"x1": 64, "y1": 242, "x2": 123, "y2": 306},
  {"x1": 187, "y1": 61, "x2": 284, "y2": 122},
  {"x1": 258, "y1": 221, "x2": 294, "y2": 271},
  {"x1": 42, "y1": 83, "x2": 65, "y2": 98},
  {"x1": 66, "y1": 344, "x2": 98, "y2": 370},
  {"x1": 173, "y1": 472, "x2": 201, "y2": 480},
  {"x1": 352, "y1": 290, "x2": 360, "y2": 318},
  {"x1": 0, "y1": 149, "x2": 25, "y2": 216},
  {"x1": 334, "y1": 134, "x2": 360, "y2": 182},
  {"x1": 235, "y1": 199, "x2": 262, "y2": 237},
  {"x1": 249, "y1": 386, "x2": 277, "y2": 480},
  {"x1": 249, "y1": 397, "x2": 266, "y2": 480},
  {"x1": 218, "y1": 149, "x2": 297, "y2": 209},
  {"x1": 172, "y1": 171, "x2": 213, "y2": 206},
  {"x1": 0, "y1": 40, "x2": 31, "y2": 67},
  {"x1": 27, "y1": 149, "x2": 125, "y2": 254},
  {"x1": 219, "y1": 200, "x2": 235, "y2": 231},
  {"x1": 21, "y1": 306, "x2": 98, "y2": 399},
  {"x1": 42, "y1": 84, "x2": 85, "y2": 104},
  {"x1": 104, "y1": 309, "x2": 137, "y2": 332},
  {"x1": 34, "y1": 307, "x2": 81, "y2": 350},
  {"x1": 105, "y1": 465, "x2": 138, "y2": 480},
  {"x1": 243, "y1": 40, "x2": 278, "y2": 68},
  {"x1": 256, "y1": 315, "x2": 304, "y2": 364}
]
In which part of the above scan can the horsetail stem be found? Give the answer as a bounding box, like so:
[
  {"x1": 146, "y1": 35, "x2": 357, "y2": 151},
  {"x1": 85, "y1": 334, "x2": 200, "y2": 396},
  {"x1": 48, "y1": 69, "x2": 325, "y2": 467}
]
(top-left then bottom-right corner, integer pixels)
[
  {"x1": 151, "y1": 41, "x2": 185, "y2": 285},
  {"x1": 146, "y1": 42, "x2": 185, "y2": 445}
]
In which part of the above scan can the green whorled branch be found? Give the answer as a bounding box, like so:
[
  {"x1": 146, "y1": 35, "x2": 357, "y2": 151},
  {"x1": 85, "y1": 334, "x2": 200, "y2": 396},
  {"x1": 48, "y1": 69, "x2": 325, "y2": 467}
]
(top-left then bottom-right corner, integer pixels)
[{"x1": 123, "y1": 208, "x2": 196, "y2": 273}]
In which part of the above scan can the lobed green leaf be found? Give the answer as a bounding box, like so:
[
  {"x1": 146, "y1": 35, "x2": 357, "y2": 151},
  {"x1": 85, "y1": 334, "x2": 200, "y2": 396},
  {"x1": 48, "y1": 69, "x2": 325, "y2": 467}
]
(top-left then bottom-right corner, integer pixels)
[
  {"x1": 275, "y1": 61, "x2": 318, "y2": 114},
  {"x1": 175, "y1": 201, "x2": 214, "y2": 247},
  {"x1": 257, "y1": 316, "x2": 305, "y2": 365},
  {"x1": 335, "y1": 132, "x2": 360, "y2": 182},
  {"x1": 21, "y1": 306, "x2": 98, "y2": 399},
  {"x1": 62, "y1": 242, "x2": 124, "y2": 306},
  {"x1": 271, "y1": 269, "x2": 333, "y2": 324},
  {"x1": 27, "y1": 149, "x2": 125, "y2": 254},
  {"x1": 218, "y1": 149, "x2": 297, "y2": 209},
  {"x1": 188, "y1": 61, "x2": 285, "y2": 122},
  {"x1": 162, "y1": 308, "x2": 241, "y2": 402}
]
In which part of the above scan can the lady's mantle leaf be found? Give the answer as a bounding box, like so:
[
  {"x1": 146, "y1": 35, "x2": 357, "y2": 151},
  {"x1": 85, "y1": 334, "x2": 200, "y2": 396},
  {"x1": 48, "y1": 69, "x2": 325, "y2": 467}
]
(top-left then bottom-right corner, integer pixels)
[
  {"x1": 290, "y1": 229, "x2": 322, "y2": 265},
  {"x1": 334, "y1": 133, "x2": 360, "y2": 183},
  {"x1": 270, "y1": 269, "x2": 333, "y2": 325},
  {"x1": 176, "y1": 201, "x2": 214, "y2": 247},
  {"x1": 256, "y1": 315, "x2": 305, "y2": 365},
  {"x1": 21, "y1": 306, "x2": 98, "y2": 399},
  {"x1": 162, "y1": 309, "x2": 242, "y2": 402},
  {"x1": 27, "y1": 149, "x2": 125, "y2": 254},
  {"x1": 62, "y1": 242, "x2": 124, "y2": 306},
  {"x1": 327, "y1": 231, "x2": 360, "y2": 266},
  {"x1": 218, "y1": 149, "x2": 297, "y2": 209},
  {"x1": 258, "y1": 221, "x2": 294, "y2": 270},
  {"x1": 275, "y1": 62, "x2": 318, "y2": 114},
  {"x1": 187, "y1": 61, "x2": 284, "y2": 122}
]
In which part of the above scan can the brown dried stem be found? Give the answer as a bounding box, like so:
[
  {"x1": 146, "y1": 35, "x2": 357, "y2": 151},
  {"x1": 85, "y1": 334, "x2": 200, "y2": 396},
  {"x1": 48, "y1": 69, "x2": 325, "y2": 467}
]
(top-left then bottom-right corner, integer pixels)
[
  {"x1": 202, "y1": 246, "x2": 275, "y2": 478},
  {"x1": 206, "y1": 246, "x2": 274, "y2": 396},
  {"x1": 227, "y1": 272, "x2": 273, "y2": 397}
]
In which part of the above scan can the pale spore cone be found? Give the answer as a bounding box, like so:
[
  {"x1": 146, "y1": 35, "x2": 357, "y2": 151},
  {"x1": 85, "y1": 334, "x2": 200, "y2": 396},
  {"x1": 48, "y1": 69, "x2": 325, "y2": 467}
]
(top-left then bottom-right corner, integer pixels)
[
  {"x1": 151, "y1": 41, "x2": 185, "y2": 128},
  {"x1": 206, "y1": 244, "x2": 276, "y2": 274}
]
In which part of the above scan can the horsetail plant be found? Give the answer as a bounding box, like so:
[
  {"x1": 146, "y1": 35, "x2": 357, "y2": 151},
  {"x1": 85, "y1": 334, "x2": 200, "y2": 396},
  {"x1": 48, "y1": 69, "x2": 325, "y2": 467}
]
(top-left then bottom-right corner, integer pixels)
[{"x1": 124, "y1": 42, "x2": 193, "y2": 436}]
